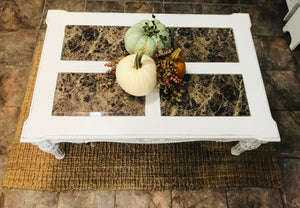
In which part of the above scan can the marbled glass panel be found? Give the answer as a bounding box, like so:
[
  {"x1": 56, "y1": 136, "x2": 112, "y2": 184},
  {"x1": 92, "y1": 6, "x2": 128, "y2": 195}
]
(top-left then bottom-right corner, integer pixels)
[
  {"x1": 172, "y1": 27, "x2": 238, "y2": 62},
  {"x1": 160, "y1": 74, "x2": 250, "y2": 116},
  {"x1": 52, "y1": 73, "x2": 145, "y2": 116},
  {"x1": 61, "y1": 25, "x2": 238, "y2": 62},
  {"x1": 61, "y1": 25, "x2": 129, "y2": 61}
]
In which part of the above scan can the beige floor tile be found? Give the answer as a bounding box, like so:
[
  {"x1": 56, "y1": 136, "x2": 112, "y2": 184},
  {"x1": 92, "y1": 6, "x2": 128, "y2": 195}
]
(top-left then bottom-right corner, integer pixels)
[
  {"x1": 2, "y1": 189, "x2": 59, "y2": 208},
  {"x1": 280, "y1": 159, "x2": 300, "y2": 208},
  {"x1": 202, "y1": 4, "x2": 242, "y2": 15},
  {"x1": 45, "y1": 0, "x2": 86, "y2": 12},
  {"x1": 165, "y1": 0, "x2": 202, "y2": 3},
  {"x1": 0, "y1": 1, "x2": 6, "y2": 16},
  {"x1": 58, "y1": 190, "x2": 115, "y2": 208},
  {"x1": 41, "y1": 0, "x2": 86, "y2": 29},
  {"x1": 37, "y1": 29, "x2": 46, "y2": 43},
  {"x1": 0, "y1": 107, "x2": 20, "y2": 154},
  {"x1": 203, "y1": 0, "x2": 239, "y2": 3},
  {"x1": 164, "y1": 2, "x2": 202, "y2": 14},
  {"x1": 0, "y1": 29, "x2": 38, "y2": 65},
  {"x1": 240, "y1": 3, "x2": 286, "y2": 36},
  {"x1": 0, "y1": 155, "x2": 8, "y2": 194},
  {"x1": 273, "y1": 111, "x2": 300, "y2": 158},
  {"x1": 172, "y1": 189, "x2": 227, "y2": 208},
  {"x1": 0, "y1": 0, "x2": 44, "y2": 29},
  {"x1": 227, "y1": 188, "x2": 283, "y2": 208},
  {"x1": 260, "y1": 36, "x2": 298, "y2": 71},
  {"x1": 86, "y1": 1, "x2": 124, "y2": 13},
  {"x1": 292, "y1": 46, "x2": 300, "y2": 76},
  {"x1": 202, "y1": 3, "x2": 286, "y2": 36},
  {"x1": 116, "y1": 190, "x2": 171, "y2": 208},
  {"x1": 253, "y1": 36, "x2": 265, "y2": 69},
  {"x1": 125, "y1": 2, "x2": 164, "y2": 13},
  {"x1": 0, "y1": 66, "x2": 31, "y2": 107},
  {"x1": 263, "y1": 71, "x2": 300, "y2": 111},
  {"x1": 150, "y1": 191, "x2": 171, "y2": 208}
]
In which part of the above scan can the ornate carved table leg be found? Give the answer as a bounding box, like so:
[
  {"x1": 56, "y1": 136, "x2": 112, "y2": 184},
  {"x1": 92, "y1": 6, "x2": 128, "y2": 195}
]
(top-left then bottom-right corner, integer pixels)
[
  {"x1": 33, "y1": 140, "x2": 65, "y2": 159},
  {"x1": 231, "y1": 140, "x2": 262, "y2": 156}
]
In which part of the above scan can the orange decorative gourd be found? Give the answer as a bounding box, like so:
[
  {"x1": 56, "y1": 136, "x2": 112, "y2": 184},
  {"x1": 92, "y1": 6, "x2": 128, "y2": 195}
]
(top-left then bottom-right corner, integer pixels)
[{"x1": 162, "y1": 48, "x2": 186, "y2": 78}]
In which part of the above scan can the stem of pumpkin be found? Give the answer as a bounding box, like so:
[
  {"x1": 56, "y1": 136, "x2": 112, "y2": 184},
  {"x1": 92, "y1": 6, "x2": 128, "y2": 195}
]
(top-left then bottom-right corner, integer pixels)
[
  {"x1": 134, "y1": 46, "x2": 148, "y2": 70},
  {"x1": 170, "y1": 48, "x2": 181, "y2": 61}
]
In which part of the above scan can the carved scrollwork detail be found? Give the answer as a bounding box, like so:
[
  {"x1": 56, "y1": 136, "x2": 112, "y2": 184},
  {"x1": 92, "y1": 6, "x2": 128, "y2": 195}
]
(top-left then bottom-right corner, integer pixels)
[
  {"x1": 33, "y1": 141, "x2": 65, "y2": 160},
  {"x1": 231, "y1": 139, "x2": 261, "y2": 156}
]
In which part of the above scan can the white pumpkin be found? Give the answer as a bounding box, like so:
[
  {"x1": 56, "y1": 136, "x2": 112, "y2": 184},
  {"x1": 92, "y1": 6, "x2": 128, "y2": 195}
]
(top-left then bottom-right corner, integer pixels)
[{"x1": 116, "y1": 46, "x2": 157, "y2": 96}]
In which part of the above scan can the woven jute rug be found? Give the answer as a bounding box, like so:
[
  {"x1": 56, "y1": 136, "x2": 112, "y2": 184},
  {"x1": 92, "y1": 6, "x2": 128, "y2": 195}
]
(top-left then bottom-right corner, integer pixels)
[{"x1": 2, "y1": 42, "x2": 282, "y2": 191}]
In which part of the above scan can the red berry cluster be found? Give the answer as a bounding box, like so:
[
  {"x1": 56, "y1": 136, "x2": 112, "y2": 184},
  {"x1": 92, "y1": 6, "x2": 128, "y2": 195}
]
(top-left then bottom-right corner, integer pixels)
[
  {"x1": 154, "y1": 54, "x2": 185, "y2": 104},
  {"x1": 104, "y1": 61, "x2": 116, "y2": 77},
  {"x1": 103, "y1": 61, "x2": 117, "y2": 89},
  {"x1": 103, "y1": 56, "x2": 126, "y2": 89}
]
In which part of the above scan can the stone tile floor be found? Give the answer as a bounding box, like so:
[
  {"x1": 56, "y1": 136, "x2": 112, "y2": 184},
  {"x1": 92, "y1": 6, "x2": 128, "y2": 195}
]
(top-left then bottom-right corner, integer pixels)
[{"x1": 0, "y1": 0, "x2": 299, "y2": 207}]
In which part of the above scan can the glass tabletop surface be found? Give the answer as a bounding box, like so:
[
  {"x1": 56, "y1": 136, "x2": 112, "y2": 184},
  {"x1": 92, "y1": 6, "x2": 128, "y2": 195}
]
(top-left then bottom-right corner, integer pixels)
[
  {"x1": 52, "y1": 73, "x2": 249, "y2": 117},
  {"x1": 61, "y1": 26, "x2": 239, "y2": 62},
  {"x1": 53, "y1": 25, "x2": 244, "y2": 117}
]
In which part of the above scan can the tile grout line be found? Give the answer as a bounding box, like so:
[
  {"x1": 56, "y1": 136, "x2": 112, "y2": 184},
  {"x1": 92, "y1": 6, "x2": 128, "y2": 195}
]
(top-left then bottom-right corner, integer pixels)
[
  {"x1": 270, "y1": 108, "x2": 300, "y2": 112},
  {"x1": 114, "y1": 190, "x2": 117, "y2": 208},
  {"x1": 38, "y1": 0, "x2": 48, "y2": 32},
  {"x1": 30, "y1": 0, "x2": 46, "y2": 75},
  {"x1": 271, "y1": 109, "x2": 300, "y2": 112},
  {"x1": 279, "y1": 188, "x2": 288, "y2": 208},
  {"x1": 225, "y1": 188, "x2": 230, "y2": 208},
  {"x1": 0, "y1": 0, "x2": 6, "y2": 18},
  {"x1": 170, "y1": 190, "x2": 172, "y2": 208},
  {"x1": 56, "y1": 192, "x2": 61, "y2": 208},
  {"x1": 0, "y1": 191, "x2": 5, "y2": 208},
  {"x1": 124, "y1": 0, "x2": 126, "y2": 13},
  {"x1": 278, "y1": 156, "x2": 300, "y2": 160},
  {"x1": 0, "y1": 64, "x2": 32, "y2": 67},
  {"x1": 201, "y1": 2, "x2": 265, "y2": 6}
]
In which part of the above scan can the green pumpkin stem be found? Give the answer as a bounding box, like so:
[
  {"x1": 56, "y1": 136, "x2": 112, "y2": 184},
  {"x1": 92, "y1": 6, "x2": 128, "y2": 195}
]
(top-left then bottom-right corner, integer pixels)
[
  {"x1": 134, "y1": 46, "x2": 148, "y2": 70},
  {"x1": 170, "y1": 48, "x2": 181, "y2": 61},
  {"x1": 143, "y1": 21, "x2": 159, "y2": 37}
]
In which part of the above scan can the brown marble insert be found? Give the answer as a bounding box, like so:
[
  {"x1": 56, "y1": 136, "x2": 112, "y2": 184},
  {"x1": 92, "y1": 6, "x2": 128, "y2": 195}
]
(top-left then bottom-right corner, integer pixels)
[
  {"x1": 61, "y1": 25, "x2": 238, "y2": 62},
  {"x1": 160, "y1": 74, "x2": 250, "y2": 116},
  {"x1": 172, "y1": 27, "x2": 239, "y2": 62},
  {"x1": 52, "y1": 73, "x2": 145, "y2": 116},
  {"x1": 61, "y1": 25, "x2": 129, "y2": 61}
]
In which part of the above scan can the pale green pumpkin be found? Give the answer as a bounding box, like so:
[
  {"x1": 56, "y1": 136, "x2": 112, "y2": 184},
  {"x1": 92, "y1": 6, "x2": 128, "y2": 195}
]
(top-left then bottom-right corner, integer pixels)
[{"x1": 125, "y1": 19, "x2": 172, "y2": 57}]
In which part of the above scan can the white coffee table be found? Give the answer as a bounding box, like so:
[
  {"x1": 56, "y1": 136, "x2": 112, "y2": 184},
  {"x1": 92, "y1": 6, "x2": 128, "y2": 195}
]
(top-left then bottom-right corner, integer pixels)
[{"x1": 21, "y1": 10, "x2": 280, "y2": 159}]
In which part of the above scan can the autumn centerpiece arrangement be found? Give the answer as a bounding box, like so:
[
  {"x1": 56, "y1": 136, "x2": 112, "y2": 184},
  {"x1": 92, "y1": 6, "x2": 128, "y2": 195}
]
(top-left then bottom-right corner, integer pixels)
[{"x1": 105, "y1": 15, "x2": 186, "y2": 104}]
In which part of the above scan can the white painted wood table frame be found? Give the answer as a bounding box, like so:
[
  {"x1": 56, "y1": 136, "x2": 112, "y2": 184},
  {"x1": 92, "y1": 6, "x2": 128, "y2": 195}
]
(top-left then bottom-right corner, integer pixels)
[{"x1": 21, "y1": 10, "x2": 280, "y2": 159}]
